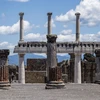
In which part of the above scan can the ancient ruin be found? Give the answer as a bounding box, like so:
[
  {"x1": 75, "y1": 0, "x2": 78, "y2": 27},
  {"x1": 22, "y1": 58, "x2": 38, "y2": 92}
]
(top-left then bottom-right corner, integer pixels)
[
  {"x1": 14, "y1": 12, "x2": 100, "y2": 86},
  {"x1": 0, "y1": 49, "x2": 10, "y2": 87}
]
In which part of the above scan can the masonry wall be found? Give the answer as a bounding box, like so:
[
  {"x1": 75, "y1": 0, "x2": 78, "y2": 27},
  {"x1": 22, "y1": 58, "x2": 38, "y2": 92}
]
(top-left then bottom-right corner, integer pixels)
[{"x1": 25, "y1": 71, "x2": 46, "y2": 83}]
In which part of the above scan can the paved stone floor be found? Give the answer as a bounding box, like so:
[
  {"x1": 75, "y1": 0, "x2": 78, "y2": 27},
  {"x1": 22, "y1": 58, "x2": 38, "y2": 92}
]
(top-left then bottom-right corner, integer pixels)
[{"x1": 0, "y1": 83, "x2": 100, "y2": 100}]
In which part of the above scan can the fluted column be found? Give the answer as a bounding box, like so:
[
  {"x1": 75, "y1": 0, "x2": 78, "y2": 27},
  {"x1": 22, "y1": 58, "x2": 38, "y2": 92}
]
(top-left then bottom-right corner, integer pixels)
[
  {"x1": 19, "y1": 12, "x2": 24, "y2": 42},
  {"x1": 19, "y1": 54, "x2": 25, "y2": 84}
]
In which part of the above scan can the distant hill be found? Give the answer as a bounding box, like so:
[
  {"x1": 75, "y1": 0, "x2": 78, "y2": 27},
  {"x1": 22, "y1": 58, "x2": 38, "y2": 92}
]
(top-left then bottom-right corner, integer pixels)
[{"x1": 8, "y1": 54, "x2": 70, "y2": 65}]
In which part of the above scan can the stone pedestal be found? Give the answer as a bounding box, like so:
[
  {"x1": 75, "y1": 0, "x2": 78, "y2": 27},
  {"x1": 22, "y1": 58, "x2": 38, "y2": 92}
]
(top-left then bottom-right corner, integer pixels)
[
  {"x1": 19, "y1": 54, "x2": 25, "y2": 84},
  {"x1": 95, "y1": 49, "x2": 100, "y2": 84},
  {"x1": 45, "y1": 34, "x2": 65, "y2": 89},
  {"x1": 74, "y1": 53, "x2": 81, "y2": 84},
  {"x1": 0, "y1": 50, "x2": 10, "y2": 88}
]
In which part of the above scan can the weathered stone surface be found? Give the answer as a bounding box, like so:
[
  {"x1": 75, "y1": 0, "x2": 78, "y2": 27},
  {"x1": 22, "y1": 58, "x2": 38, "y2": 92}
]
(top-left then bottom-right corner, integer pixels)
[
  {"x1": 49, "y1": 67, "x2": 62, "y2": 81},
  {"x1": 27, "y1": 59, "x2": 46, "y2": 71},
  {"x1": 0, "y1": 49, "x2": 10, "y2": 87},
  {"x1": 1, "y1": 83, "x2": 99, "y2": 100},
  {"x1": 25, "y1": 71, "x2": 46, "y2": 83}
]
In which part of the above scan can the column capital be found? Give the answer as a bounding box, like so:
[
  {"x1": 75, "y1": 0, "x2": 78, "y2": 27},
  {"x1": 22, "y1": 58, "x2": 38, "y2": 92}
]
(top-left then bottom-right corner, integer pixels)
[
  {"x1": 19, "y1": 12, "x2": 24, "y2": 17},
  {"x1": 47, "y1": 12, "x2": 52, "y2": 16},
  {"x1": 75, "y1": 12, "x2": 80, "y2": 16},
  {"x1": 47, "y1": 34, "x2": 57, "y2": 43},
  {"x1": 18, "y1": 54, "x2": 25, "y2": 57}
]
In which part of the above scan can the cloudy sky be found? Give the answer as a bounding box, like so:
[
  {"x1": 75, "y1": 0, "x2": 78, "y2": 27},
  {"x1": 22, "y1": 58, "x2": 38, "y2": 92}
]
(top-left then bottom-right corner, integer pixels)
[{"x1": 0, "y1": 0, "x2": 100, "y2": 55}]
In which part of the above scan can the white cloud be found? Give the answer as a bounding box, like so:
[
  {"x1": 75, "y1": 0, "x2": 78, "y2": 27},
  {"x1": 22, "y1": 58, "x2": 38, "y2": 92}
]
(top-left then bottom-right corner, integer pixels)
[
  {"x1": 24, "y1": 33, "x2": 46, "y2": 41},
  {"x1": 60, "y1": 29, "x2": 72, "y2": 35},
  {"x1": 55, "y1": 0, "x2": 100, "y2": 26},
  {"x1": 44, "y1": 19, "x2": 56, "y2": 28},
  {"x1": 0, "y1": 20, "x2": 33, "y2": 35},
  {"x1": 0, "y1": 41, "x2": 15, "y2": 55},
  {"x1": 63, "y1": 25, "x2": 67, "y2": 28},
  {"x1": 24, "y1": 29, "x2": 100, "y2": 42},
  {"x1": 8, "y1": 0, "x2": 29, "y2": 2}
]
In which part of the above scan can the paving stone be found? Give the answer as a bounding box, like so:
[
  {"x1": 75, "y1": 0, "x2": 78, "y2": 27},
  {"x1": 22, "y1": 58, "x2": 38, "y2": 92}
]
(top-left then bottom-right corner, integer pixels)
[{"x1": 0, "y1": 83, "x2": 100, "y2": 100}]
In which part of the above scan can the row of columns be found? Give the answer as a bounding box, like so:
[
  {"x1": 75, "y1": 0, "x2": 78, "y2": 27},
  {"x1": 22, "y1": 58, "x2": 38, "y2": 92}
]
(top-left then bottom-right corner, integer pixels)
[{"x1": 18, "y1": 12, "x2": 100, "y2": 84}]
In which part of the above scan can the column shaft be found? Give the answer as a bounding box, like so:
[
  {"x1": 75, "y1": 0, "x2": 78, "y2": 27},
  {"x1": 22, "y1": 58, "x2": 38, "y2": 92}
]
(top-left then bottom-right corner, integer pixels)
[
  {"x1": 19, "y1": 12, "x2": 24, "y2": 42},
  {"x1": 74, "y1": 53, "x2": 81, "y2": 83},
  {"x1": 47, "y1": 13, "x2": 52, "y2": 35},
  {"x1": 75, "y1": 13, "x2": 80, "y2": 42},
  {"x1": 19, "y1": 54, "x2": 25, "y2": 84}
]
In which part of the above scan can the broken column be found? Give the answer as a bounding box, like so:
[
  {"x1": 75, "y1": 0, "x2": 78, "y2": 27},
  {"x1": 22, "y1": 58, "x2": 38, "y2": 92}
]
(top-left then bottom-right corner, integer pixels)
[
  {"x1": 95, "y1": 49, "x2": 100, "y2": 84},
  {"x1": 0, "y1": 49, "x2": 10, "y2": 87},
  {"x1": 74, "y1": 12, "x2": 81, "y2": 84},
  {"x1": 45, "y1": 12, "x2": 65, "y2": 89}
]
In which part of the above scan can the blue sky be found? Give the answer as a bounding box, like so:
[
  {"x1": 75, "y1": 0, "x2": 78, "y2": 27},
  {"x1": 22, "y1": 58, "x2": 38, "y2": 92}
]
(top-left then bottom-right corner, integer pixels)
[{"x1": 0, "y1": 0, "x2": 100, "y2": 55}]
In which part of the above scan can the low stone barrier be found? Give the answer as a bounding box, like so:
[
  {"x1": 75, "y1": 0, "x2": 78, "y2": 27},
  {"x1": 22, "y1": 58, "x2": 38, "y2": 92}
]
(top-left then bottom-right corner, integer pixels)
[{"x1": 25, "y1": 71, "x2": 46, "y2": 83}]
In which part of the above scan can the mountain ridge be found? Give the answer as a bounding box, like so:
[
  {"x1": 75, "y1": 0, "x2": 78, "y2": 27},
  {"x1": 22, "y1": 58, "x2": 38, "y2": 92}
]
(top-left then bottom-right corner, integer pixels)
[{"x1": 8, "y1": 54, "x2": 70, "y2": 65}]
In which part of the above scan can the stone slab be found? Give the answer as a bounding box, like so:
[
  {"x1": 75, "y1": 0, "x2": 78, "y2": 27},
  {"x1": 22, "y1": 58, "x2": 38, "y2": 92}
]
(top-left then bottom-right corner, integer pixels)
[{"x1": 0, "y1": 83, "x2": 100, "y2": 100}]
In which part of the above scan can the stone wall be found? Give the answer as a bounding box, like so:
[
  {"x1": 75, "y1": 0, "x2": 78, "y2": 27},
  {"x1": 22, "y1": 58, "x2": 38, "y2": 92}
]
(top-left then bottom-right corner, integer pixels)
[
  {"x1": 27, "y1": 59, "x2": 46, "y2": 71},
  {"x1": 25, "y1": 71, "x2": 46, "y2": 83}
]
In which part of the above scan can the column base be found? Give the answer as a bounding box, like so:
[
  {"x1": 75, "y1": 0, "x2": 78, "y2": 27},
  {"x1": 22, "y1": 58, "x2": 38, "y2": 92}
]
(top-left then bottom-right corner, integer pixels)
[
  {"x1": 95, "y1": 73, "x2": 100, "y2": 84},
  {"x1": 94, "y1": 80, "x2": 100, "y2": 84},
  {"x1": 0, "y1": 81, "x2": 11, "y2": 88},
  {"x1": 45, "y1": 81, "x2": 65, "y2": 89}
]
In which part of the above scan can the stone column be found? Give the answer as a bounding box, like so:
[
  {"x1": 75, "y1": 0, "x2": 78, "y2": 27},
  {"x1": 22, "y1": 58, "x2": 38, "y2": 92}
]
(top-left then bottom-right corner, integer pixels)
[
  {"x1": 19, "y1": 54, "x2": 25, "y2": 84},
  {"x1": 74, "y1": 12, "x2": 81, "y2": 84},
  {"x1": 47, "y1": 12, "x2": 52, "y2": 35},
  {"x1": 46, "y1": 12, "x2": 52, "y2": 82},
  {"x1": 75, "y1": 12, "x2": 80, "y2": 42},
  {"x1": 74, "y1": 53, "x2": 81, "y2": 83},
  {"x1": 46, "y1": 34, "x2": 64, "y2": 89},
  {"x1": 19, "y1": 12, "x2": 24, "y2": 42},
  {"x1": 46, "y1": 34, "x2": 58, "y2": 82},
  {"x1": 95, "y1": 50, "x2": 100, "y2": 84}
]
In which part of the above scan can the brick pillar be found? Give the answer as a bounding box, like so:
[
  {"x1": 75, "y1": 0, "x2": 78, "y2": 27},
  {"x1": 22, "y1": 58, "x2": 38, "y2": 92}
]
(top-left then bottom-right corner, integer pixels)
[
  {"x1": 95, "y1": 49, "x2": 100, "y2": 84},
  {"x1": 69, "y1": 53, "x2": 75, "y2": 82},
  {"x1": 0, "y1": 49, "x2": 10, "y2": 87}
]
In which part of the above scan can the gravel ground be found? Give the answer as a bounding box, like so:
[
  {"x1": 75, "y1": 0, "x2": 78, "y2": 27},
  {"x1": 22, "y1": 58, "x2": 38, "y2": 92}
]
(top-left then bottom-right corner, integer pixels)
[{"x1": 0, "y1": 83, "x2": 100, "y2": 100}]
